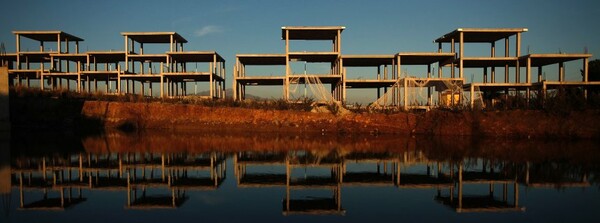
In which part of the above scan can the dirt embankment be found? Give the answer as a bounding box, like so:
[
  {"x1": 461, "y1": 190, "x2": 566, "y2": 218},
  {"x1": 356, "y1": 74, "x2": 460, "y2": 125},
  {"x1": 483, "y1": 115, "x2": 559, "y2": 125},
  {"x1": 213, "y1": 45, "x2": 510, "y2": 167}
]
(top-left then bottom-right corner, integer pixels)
[{"x1": 78, "y1": 101, "x2": 600, "y2": 139}]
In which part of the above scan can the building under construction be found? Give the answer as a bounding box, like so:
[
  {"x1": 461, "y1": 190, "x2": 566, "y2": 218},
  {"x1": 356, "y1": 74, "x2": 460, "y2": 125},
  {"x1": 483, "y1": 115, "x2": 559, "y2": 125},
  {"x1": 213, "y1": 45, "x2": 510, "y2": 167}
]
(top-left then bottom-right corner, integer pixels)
[
  {"x1": 1, "y1": 26, "x2": 597, "y2": 109},
  {"x1": 0, "y1": 31, "x2": 225, "y2": 99},
  {"x1": 233, "y1": 26, "x2": 597, "y2": 109}
]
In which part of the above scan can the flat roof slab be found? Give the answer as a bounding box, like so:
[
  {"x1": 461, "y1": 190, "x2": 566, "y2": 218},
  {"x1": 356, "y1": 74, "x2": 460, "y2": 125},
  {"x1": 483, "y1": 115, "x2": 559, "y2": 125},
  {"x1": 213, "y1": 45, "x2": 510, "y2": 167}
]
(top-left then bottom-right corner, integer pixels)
[
  {"x1": 0, "y1": 53, "x2": 17, "y2": 62},
  {"x1": 282, "y1": 26, "x2": 345, "y2": 40},
  {"x1": 288, "y1": 75, "x2": 342, "y2": 84},
  {"x1": 13, "y1": 30, "x2": 84, "y2": 42},
  {"x1": 236, "y1": 76, "x2": 285, "y2": 85},
  {"x1": 127, "y1": 54, "x2": 167, "y2": 62},
  {"x1": 121, "y1": 32, "x2": 187, "y2": 43},
  {"x1": 237, "y1": 54, "x2": 286, "y2": 65},
  {"x1": 397, "y1": 52, "x2": 456, "y2": 65},
  {"x1": 521, "y1": 54, "x2": 592, "y2": 66},
  {"x1": 167, "y1": 51, "x2": 224, "y2": 62},
  {"x1": 341, "y1": 55, "x2": 395, "y2": 66},
  {"x1": 465, "y1": 83, "x2": 533, "y2": 91},
  {"x1": 345, "y1": 80, "x2": 397, "y2": 88},
  {"x1": 461, "y1": 57, "x2": 519, "y2": 67},
  {"x1": 50, "y1": 53, "x2": 87, "y2": 62},
  {"x1": 435, "y1": 28, "x2": 527, "y2": 43},
  {"x1": 16, "y1": 52, "x2": 51, "y2": 63},
  {"x1": 288, "y1": 52, "x2": 338, "y2": 62},
  {"x1": 87, "y1": 51, "x2": 126, "y2": 63}
]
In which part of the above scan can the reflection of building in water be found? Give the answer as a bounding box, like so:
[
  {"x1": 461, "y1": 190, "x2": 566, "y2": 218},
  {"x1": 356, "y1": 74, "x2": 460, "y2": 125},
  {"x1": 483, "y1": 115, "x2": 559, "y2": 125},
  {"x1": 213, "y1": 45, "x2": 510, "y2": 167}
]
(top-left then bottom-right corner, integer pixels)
[
  {"x1": 234, "y1": 150, "x2": 458, "y2": 215},
  {"x1": 284, "y1": 150, "x2": 344, "y2": 216},
  {"x1": 1, "y1": 132, "x2": 10, "y2": 215},
  {"x1": 342, "y1": 150, "x2": 453, "y2": 188},
  {"x1": 435, "y1": 161, "x2": 524, "y2": 213},
  {"x1": 10, "y1": 141, "x2": 596, "y2": 214},
  {"x1": 12, "y1": 156, "x2": 87, "y2": 210},
  {"x1": 11, "y1": 152, "x2": 226, "y2": 210},
  {"x1": 521, "y1": 162, "x2": 590, "y2": 189},
  {"x1": 233, "y1": 151, "x2": 345, "y2": 215}
]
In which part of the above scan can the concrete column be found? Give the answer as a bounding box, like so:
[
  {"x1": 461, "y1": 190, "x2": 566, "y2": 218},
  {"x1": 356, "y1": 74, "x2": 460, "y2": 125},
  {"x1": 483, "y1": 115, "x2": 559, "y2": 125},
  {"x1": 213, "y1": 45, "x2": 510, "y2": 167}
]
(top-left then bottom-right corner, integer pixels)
[
  {"x1": 233, "y1": 61, "x2": 238, "y2": 101},
  {"x1": 427, "y1": 64, "x2": 431, "y2": 78},
  {"x1": 124, "y1": 36, "x2": 129, "y2": 71},
  {"x1": 65, "y1": 38, "x2": 69, "y2": 54},
  {"x1": 470, "y1": 84, "x2": 474, "y2": 109},
  {"x1": 285, "y1": 29, "x2": 290, "y2": 101},
  {"x1": 210, "y1": 55, "x2": 216, "y2": 98},
  {"x1": 342, "y1": 67, "x2": 347, "y2": 102},
  {"x1": 160, "y1": 62, "x2": 164, "y2": 98},
  {"x1": 117, "y1": 65, "x2": 121, "y2": 94},
  {"x1": 484, "y1": 67, "x2": 488, "y2": 83},
  {"x1": 490, "y1": 42, "x2": 495, "y2": 83},
  {"x1": 505, "y1": 38, "x2": 509, "y2": 83},
  {"x1": 451, "y1": 38, "x2": 455, "y2": 78},
  {"x1": 559, "y1": 62, "x2": 564, "y2": 82},
  {"x1": 223, "y1": 65, "x2": 227, "y2": 99},
  {"x1": 526, "y1": 58, "x2": 531, "y2": 83},
  {"x1": 403, "y1": 78, "x2": 408, "y2": 110},
  {"x1": 337, "y1": 29, "x2": 342, "y2": 53},
  {"x1": 57, "y1": 34, "x2": 61, "y2": 54},
  {"x1": 170, "y1": 35, "x2": 173, "y2": 53},
  {"x1": 459, "y1": 32, "x2": 464, "y2": 79},
  {"x1": 583, "y1": 58, "x2": 589, "y2": 82},
  {"x1": 538, "y1": 66, "x2": 543, "y2": 82},
  {"x1": 16, "y1": 34, "x2": 21, "y2": 69}
]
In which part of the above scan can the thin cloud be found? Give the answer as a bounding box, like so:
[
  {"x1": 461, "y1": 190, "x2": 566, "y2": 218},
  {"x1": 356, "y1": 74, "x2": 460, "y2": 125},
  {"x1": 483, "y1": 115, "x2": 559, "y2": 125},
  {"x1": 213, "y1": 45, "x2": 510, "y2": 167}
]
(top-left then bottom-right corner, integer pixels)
[{"x1": 194, "y1": 25, "x2": 224, "y2": 37}]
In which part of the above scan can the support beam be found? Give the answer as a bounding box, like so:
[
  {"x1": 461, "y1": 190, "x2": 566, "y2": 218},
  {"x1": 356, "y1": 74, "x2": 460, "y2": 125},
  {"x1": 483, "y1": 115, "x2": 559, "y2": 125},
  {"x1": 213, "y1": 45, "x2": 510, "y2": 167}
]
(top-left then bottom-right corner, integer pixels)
[
  {"x1": 470, "y1": 84, "x2": 474, "y2": 108},
  {"x1": 484, "y1": 67, "x2": 488, "y2": 83},
  {"x1": 516, "y1": 33, "x2": 521, "y2": 83},
  {"x1": 583, "y1": 58, "x2": 589, "y2": 82},
  {"x1": 559, "y1": 62, "x2": 564, "y2": 82},
  {"x1": 505, "y1": 37, "x2": 509, "y2": 83},
  {"x1": 526, "y1": 58, "x2": 531, "y2": 83},
  {"x1": 284, "y1": 29, "x2": 290, "y2": 101},
  {"x1": 16, "y1": 34, "x2": 21, "y2": 69},
  {"x1": 451, "y1": 38, "x2": 455, "y2": 78},
  {"x1": 170, "y1": 35, "x2": 174, "y2": 52},
  {"x1": 459, "y1": 32, "x2": 464, "y2": 79}
]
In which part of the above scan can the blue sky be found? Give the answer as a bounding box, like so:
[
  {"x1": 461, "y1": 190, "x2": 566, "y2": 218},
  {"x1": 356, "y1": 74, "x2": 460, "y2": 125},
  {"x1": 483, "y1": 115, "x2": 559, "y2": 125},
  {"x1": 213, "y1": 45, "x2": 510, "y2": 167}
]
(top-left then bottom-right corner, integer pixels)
[{"x1": 1, "y1": 0, "x2": 599, "y2": 101}]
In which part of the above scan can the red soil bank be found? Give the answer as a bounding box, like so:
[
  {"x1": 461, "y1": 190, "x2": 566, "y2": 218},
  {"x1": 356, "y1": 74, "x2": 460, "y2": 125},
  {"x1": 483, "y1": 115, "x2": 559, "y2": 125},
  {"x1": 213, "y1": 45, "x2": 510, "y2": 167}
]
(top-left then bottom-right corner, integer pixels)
[{"x1": 81, "y1": 101, "x2": 600, "y2": 139}]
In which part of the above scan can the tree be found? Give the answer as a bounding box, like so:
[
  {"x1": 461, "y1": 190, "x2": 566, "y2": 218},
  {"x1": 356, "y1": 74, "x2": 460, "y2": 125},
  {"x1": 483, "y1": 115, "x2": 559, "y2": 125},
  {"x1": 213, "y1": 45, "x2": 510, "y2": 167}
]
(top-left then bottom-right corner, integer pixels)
[
  {"x1": 582, "y1": 59, "x2": 600, "y2": 97},
  {"x1": 582, "y1": 59, "x2": 600, "y2": 81}
]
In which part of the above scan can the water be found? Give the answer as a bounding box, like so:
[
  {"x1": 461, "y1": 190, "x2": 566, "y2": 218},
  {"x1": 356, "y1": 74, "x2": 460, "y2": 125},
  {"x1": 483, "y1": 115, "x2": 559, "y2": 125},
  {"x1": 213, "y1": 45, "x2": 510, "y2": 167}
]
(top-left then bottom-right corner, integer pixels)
[{"x1": 2, "y1": 130, "x2": 599, "y2": 223}]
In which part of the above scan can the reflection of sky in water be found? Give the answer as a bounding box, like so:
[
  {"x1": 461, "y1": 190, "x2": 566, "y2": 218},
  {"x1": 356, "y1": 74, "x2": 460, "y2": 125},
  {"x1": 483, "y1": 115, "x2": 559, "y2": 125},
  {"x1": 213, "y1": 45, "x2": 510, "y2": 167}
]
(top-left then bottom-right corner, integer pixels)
[{"x1": 2, "y1": 132, "x2": 600, "y2": 223}]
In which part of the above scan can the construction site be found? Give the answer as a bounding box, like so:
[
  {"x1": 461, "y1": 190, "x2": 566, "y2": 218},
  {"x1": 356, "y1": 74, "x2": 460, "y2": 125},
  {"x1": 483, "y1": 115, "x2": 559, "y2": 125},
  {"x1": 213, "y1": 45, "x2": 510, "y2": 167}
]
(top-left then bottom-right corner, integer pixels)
[
  {"x1": 0, "y1": 26, "x2": 598, "y2": 109},
  {"x1": 233, "y1": 26, "x2": 597, "y2": 109},
  {"x1": 0, "y1": 31, "x2": 226, "y2": 99}
]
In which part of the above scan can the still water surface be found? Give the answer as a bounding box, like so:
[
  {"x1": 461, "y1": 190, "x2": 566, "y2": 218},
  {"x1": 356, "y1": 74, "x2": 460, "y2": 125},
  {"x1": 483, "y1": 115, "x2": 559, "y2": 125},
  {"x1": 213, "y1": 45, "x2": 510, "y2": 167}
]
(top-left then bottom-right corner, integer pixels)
[{"x1": 2, "y1": 131, "x2": 599, "y2": 222}]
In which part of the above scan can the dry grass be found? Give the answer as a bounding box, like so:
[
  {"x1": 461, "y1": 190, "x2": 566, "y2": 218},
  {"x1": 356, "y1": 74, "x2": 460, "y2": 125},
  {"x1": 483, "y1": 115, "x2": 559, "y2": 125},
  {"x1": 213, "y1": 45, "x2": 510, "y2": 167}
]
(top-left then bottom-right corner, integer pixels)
[{"x1": 9, "y1": 86, "x2": 316, "y2": 112}]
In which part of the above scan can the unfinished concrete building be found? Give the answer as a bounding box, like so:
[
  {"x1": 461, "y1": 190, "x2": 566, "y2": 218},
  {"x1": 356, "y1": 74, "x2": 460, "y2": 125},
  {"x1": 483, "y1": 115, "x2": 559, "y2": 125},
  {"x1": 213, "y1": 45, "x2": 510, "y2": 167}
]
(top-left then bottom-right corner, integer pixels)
[
  {"x1": 0, "y1": 31, "x2": 84, "y2": 90},
  {"x1": 234, "y1": 26, "x2": 344, "y2": 102},
  {"x1": 1, "y1": 30, "x2": 226, "y2": 99},
  {"x1": 233, "y1": 26, "x2": 464, "y2": 107},
  {"x1": 435, "y1": 28, "x2": 595, "y2": 108},
  {"x1": 234, "y1": 26, "x2": 596, "y2": 109}
]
